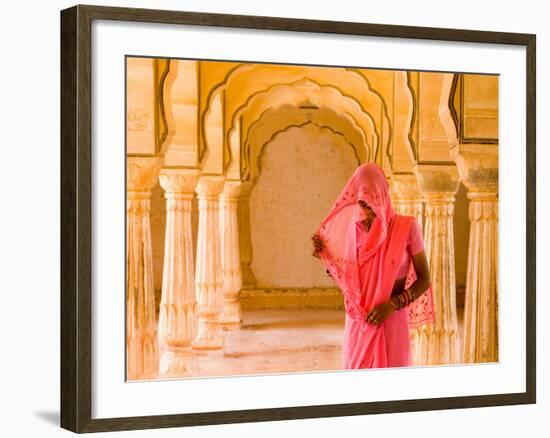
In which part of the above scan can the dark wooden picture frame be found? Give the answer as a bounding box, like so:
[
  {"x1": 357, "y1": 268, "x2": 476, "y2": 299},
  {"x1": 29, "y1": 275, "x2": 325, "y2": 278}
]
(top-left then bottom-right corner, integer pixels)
[{"x1": 60, "y1": 4, "x2": 536, "y2": 433}]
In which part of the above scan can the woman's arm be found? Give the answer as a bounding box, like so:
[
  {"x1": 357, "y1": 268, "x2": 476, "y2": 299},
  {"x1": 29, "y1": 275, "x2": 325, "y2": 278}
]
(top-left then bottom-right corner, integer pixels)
[
  {"x1": 389, "y1": 250, "x2": 430, "y2": 309},
  {"x1": 408, "y1": 250, "x2": 431, "y2": 299},
  {"x1": 366, "y1": 250, "x2": 431, "y2": 325}
]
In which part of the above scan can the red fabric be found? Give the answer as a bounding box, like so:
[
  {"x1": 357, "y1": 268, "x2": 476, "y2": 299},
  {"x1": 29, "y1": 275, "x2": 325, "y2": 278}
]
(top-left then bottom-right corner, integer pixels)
[{"x1": 315, "y1": 163, "x2": 435, "y2": 368}]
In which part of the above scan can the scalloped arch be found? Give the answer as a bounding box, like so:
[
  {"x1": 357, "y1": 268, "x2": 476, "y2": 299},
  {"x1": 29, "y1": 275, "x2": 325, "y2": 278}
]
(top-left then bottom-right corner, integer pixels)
[
  {"x1": 200, "y1": 63, "x2": 391, "y2": 168},
  {"x1": 253, "y1": 122, "x2": 362, "y2": 186},
  {"x1": 237, "y1": 105, "x2": 368, "y2": 181},
  {"x1": 220, "y1": 78, "x2": 379, "y2": 177}
]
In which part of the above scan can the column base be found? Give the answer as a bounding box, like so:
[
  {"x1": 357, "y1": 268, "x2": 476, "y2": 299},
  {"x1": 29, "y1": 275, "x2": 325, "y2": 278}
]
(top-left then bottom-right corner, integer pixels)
[
  {"x1": 161, "y1": 337, "x2": 195, "y2": 349},
  {"x1": 191, "y1": 339, "x2": 223, "y2": 350},
  {"x1": 159, "y1": 347, "x2": 198, "y2": 377},
  {"x1": 191, "y1": 318, "x2": 224, "y2": 350},
  {"x1": 220, "y1": 320, "x2": 241, "y2": 331},
  {"x1": 219, "y1": 300, "x2": 242, "y2": 330},
  {"x1": 411, "y1": 324, "x2": 461, "y2": 365},
  {"x1": 158, "y1": 303, "x2": 197, "y2": 348},
  {"x1": 127, "y1": 334, "x2": 159, "y2": 380}
]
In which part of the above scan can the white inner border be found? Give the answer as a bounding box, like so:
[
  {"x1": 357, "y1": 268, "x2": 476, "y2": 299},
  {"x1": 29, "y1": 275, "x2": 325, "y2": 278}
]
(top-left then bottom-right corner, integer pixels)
[{"x1": 92, "y1": 19, "x2": 526, "y2": 419}]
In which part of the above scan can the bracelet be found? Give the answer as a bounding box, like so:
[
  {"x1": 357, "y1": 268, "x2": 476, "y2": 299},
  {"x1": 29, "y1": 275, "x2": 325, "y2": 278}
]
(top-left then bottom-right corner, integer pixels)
[
  {"x1": 403, "y1": 292, "x2": 409, "y2": 307},
  {"x1": 405, "y1": 288, "x2": 414, "y2": 305},
  {"x1": 396, "y1": 293, "x2": 406, "y2": 310},
  {"x1": 392, "y1": 288, "x2": 415, "y2": 310}
]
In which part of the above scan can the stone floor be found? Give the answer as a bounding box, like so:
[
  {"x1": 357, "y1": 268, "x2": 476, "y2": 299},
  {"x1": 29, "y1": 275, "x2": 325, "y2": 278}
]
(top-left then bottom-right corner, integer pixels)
[{"x1": 157, "y1": 307, "x2": 465, "y2": 381}]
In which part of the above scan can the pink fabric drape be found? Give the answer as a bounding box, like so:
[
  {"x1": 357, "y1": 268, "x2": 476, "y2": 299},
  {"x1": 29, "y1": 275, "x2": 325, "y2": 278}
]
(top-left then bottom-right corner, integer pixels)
[{"x1": 315, "y1": 163, "x2": 435, "y2": 369}]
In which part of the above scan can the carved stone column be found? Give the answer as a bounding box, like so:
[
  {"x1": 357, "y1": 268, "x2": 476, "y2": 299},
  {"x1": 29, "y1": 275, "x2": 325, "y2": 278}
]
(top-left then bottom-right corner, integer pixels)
[
  {"x1": 238, "y1": 181, "x2": 256, "y2": 289},
  {"x1": 157, "y1": 169, "x2": 199, "y2": 375},
  {"x1": 390, "y1": 173, "x2": 424, "y2": 227},
  {"x1": 219, "y1": 181, "x2": 243, "y2": 329},
  {"x1": 126, "y1": 156, "x2": 162, "y2": 380},
  {"x1": 451, "y1": 143, "x2": 499, "y2": 363},
  {"x1": 413, "y1": 164, "x2": 461, "y2": 365},
  {"x1": 192, "y1": 175, "x2": 226, "y2": 349}
]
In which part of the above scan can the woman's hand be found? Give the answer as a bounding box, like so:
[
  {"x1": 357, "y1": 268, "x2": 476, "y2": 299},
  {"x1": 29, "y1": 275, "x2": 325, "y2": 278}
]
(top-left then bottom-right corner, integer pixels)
[
  {"x1": 311, "y1": 233, "x2": 324, "y2": 258},
  {"x1": 365, "y1": 301, "x2": 396, "y2": 326}
]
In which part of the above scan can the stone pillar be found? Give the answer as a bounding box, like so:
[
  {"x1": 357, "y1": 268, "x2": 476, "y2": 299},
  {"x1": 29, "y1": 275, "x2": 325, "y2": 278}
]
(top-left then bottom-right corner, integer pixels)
[
  {"x1": 390, "y1": 173, "x2": 424, "y2": 227},
  {"x1": 157, "y1": 169, "x2": 199, "y2": 375},
  {"x1": 451, "y1": 143, "x2": 499, "y2": 363},
  {"x1": 126, "y1": 156, "x2": 162, "y2": 380},
  {"x1": 191, "y1": 175, "x2": 226, "y2": 349},
  {"x1": 413, "y1": 164, "x2": 461, "y2": 365},
  {"x1": 219, "y1": 180, "x2": 244, "y2": 329},
  {"x1": 238, "y1": 181, "x2": 256, "y2": 289}
]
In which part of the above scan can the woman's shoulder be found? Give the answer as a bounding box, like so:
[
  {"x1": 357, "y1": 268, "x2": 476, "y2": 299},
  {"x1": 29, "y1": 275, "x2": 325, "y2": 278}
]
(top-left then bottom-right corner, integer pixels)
[
  {"x1": 395, "y1": 213, "x2": 418, "y2": 226},
  {"x1": 398, "y1": 215, "x2": 424, "y2": 254},
  {"x1": 394, "y1": 214, "x2": 422, "y2": 238}
]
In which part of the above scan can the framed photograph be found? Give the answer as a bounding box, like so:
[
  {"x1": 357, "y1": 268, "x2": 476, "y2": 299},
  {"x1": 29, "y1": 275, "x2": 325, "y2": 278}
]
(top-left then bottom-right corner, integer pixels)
[{"x1": 60, "y1": 4, "x2": 536, "y2": 433}]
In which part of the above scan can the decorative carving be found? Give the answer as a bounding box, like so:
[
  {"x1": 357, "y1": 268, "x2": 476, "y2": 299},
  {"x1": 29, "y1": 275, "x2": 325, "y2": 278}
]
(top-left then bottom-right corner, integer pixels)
[
  {"x1": 159, "y1": 169, "x2": 200, "y2": 195},
  {"x1": 127, "y1": 157, "x2": 163, "y2": 192},
  {"x1": 159, "y1": 348, "x2": 199, "y2": 377},
  {"x1": 127, "y1": 109, "x2": 152, "y2": 132},
  {"x1": 233, "y1": 78, "x2": 379, "y2": 180},
  {"x1": 451, "y1": 143, "x2": 498, "y2": 192},
  {"x1": 390, "y1": 173, "x2": 423, "y2": 226}
]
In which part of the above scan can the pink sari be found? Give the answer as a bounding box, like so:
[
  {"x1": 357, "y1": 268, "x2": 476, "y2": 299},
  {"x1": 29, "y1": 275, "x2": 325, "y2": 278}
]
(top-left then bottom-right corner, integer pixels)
[{"x1": 316, "y1": 163, "x2": 435, "y2": 369}]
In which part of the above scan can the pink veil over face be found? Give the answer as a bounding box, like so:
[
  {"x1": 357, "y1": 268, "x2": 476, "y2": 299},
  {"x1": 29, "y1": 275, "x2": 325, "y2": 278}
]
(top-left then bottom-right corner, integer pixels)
[{"x1": 315, "y1": 163, "x2": 435, "y2": 368}]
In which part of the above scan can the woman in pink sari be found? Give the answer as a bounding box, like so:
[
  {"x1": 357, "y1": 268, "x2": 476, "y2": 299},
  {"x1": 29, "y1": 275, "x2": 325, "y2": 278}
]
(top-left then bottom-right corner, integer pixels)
[{"x1": 312, "y1": 163, "x2": 435, "y2": 369}]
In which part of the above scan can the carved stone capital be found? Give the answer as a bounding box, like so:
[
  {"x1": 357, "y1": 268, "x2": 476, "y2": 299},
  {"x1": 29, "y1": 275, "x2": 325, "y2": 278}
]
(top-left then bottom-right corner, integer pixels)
[
  {"x1": 450, "y1": 143, "x2": 498, "y2": 193},
  {"x1": 195, "y1": 175, "x2": 225, "y2": 198},
  {"x1": 159, "y1": 168, "x2": 200, "y2": 195},
  {"x1": 127, "y1": 156, "x2": 163, "y2": 192},
  {"x1": 414, "y1": 163, "x2": 460, "y2": 195},
  {"x1": 390, "y1": 174, "x2": 422, "y2": 200},
  {"x1": 425, "y1": 200, "x2": 455, "y2": 217},
  {"x1": 220, "y1": 180, "x2": 243, "y2": 199},
  {"x1": 468, "y1": 196, "x2": 498, "y2": 222}
]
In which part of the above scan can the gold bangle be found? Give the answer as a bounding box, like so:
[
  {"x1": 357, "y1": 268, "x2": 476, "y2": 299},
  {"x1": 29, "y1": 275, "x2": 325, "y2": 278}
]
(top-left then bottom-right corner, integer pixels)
[
  {"x1": 398, "y1": 293, "x2": 406, "y2": 309},
  {"x1": 409, "y1": 288, "x2": 416, "y2": 303},
  {"x1": 395, "y1": 289, "x2": 413, "y2": 309},
  {"x1": 405, "y1": 288, "x2": 413, "y2": 305}
]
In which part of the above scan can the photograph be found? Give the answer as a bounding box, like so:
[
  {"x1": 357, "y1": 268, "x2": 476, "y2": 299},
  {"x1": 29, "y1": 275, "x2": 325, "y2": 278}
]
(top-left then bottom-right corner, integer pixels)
[
  {"x1": 125, "y1": 57, "x2": 499, "y2": 380},
  {"x1": 56, "y1": 2, "x2": 537, "y2": 433},
  {"x1": 0, "y1": 0, "x2": 544, "y2": 435}
]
